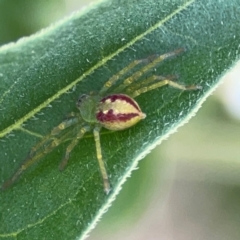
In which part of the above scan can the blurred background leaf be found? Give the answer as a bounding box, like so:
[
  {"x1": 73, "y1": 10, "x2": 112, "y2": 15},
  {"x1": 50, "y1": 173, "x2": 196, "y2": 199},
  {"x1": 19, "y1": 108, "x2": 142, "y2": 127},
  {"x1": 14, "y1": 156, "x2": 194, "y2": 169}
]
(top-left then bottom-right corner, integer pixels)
[{"x1": 0, "y1": 0, "x2": 65, "y2": 46}]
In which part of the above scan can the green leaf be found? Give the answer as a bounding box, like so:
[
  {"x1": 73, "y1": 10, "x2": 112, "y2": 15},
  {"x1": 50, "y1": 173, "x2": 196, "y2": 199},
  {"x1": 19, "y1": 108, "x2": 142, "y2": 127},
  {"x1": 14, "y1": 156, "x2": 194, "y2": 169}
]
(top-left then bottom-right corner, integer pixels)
[{"x1": 0, "y1": 0, "x2": 239, "y2": 239}]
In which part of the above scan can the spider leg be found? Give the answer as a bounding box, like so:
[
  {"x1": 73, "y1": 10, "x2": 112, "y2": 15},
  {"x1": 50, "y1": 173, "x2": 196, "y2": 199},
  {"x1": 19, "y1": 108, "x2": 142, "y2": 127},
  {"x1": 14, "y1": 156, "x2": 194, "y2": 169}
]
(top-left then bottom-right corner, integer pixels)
[
  {"x1": 99, "y1": 59, "x2": 144, "y2": 95},
  {"x1": 1, "y1": 128, "x2": 74, "y2": 191},
  {"x1": 112, "y1": 48, "x2": 184, "y2": 93},
  {"x1": 125, "y1": 75, "x2": 176, "y2": 94},
  {"x1": 1, "y1": 116, "x2": 80, "y2": 191},
  {"x1": 59, "y1": 125, "x2": 91, "y2": 171},
  {"x1": 127, "y1": 75, "x2": 202, "y2": 98},
  {"x1": 29, "y1": 115, "x2": 80, "y2": 157},
  {"x1": 93, "y1": 126, "x2": 111, "y2": 194}
]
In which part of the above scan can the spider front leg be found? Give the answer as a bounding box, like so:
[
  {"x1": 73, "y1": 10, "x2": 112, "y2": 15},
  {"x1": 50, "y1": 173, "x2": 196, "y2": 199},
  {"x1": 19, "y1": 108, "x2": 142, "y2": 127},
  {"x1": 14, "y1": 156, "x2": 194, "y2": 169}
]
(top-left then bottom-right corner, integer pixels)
[
  {"x1": 1, "y1": 115, "x2": 80, "y2": 191},
  {"x1": 93, "y1": 126, "x2": 111, "y2": 194},
  {"x1": 29, "y1": 113, "x2": 79, "y2": 157},
  {"x1": 59, "y1": 125, "x2": 90, "y2": 170}
]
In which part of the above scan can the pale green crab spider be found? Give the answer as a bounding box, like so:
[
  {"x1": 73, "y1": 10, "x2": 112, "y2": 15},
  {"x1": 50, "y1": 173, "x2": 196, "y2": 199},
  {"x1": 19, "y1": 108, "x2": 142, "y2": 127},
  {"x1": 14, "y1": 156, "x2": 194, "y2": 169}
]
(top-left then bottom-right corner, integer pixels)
[{"x1": 1, "y1": 48, "x2": 201, "y2": 194}]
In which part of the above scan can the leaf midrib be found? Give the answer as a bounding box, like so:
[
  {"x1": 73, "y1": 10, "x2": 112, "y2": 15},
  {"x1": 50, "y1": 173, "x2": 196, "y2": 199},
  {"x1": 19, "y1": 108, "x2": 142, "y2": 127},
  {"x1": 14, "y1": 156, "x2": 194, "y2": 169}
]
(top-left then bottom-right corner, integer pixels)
[{"x1": 0, "y1": 0, "x2": 195, "y2": 139}]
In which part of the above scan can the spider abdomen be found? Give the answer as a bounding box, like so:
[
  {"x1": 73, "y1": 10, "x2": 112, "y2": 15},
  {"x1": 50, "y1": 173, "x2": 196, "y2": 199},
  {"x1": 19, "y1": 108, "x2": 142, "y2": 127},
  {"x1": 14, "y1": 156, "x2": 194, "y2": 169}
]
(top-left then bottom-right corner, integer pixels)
[{"x1": 96, "y1": 94, "x2": 146, "y2": 131}]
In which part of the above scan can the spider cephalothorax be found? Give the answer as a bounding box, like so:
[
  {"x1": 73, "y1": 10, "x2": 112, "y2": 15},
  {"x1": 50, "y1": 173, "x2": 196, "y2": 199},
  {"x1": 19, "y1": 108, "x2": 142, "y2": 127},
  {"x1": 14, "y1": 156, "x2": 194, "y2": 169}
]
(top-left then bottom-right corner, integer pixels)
[{"x1": 1, "y1": 48, "x2": 201, "y2": 194}]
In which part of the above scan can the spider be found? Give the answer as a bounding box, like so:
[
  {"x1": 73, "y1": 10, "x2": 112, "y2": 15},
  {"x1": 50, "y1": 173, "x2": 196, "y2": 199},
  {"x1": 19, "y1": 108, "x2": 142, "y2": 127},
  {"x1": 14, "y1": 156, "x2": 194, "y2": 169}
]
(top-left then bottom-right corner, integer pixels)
[{"x1": 1, "y1": 48, "x2": 201, "y2": 194}]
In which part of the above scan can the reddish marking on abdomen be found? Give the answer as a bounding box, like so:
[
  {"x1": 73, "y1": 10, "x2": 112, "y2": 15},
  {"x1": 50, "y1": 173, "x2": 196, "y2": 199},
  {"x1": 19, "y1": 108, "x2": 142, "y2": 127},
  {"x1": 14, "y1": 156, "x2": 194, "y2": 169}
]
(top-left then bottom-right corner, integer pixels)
[
  {"x1": 96, "y1": 109, "x2": 139, "y2": 123},
  {"x1": 101, "y1": 94, "x2": 140, "y2": 111}
]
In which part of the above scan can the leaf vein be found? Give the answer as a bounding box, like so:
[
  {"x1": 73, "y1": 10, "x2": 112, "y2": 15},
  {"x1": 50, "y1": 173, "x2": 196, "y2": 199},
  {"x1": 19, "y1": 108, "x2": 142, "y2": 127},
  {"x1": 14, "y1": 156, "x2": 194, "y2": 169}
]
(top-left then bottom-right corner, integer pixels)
[{"x1": 0, "y1": 0, "x2": 195, "y2": 139}]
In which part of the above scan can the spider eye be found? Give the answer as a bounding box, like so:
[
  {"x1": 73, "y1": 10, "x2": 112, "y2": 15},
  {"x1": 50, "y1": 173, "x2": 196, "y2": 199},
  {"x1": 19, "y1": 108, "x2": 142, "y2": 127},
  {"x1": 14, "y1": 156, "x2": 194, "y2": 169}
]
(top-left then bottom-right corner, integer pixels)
[{"x1": 76, "y1": 94, "x2": 88, "y2": 107}]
